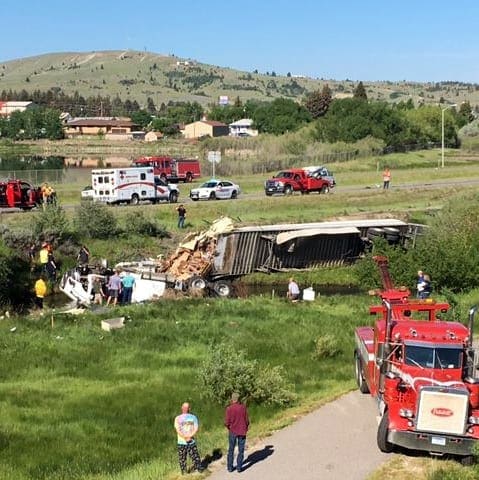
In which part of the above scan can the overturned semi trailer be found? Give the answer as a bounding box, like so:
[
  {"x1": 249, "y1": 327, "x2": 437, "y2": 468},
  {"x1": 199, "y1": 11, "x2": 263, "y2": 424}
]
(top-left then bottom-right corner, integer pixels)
[{"x1": 210, "y1": 219, "x2": 422, "y2": 280}]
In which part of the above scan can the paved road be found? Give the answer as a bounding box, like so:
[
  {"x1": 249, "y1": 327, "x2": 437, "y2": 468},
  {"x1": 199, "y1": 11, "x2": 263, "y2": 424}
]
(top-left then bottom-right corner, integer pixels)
[{"x1": 206, "y1": 391, "x2": 390, "y2": 480}]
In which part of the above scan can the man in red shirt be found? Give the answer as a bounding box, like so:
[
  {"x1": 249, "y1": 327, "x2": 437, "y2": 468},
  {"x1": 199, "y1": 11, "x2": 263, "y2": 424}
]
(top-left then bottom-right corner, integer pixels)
[{"x1": 225, "y1": 392, "x2": 249, "y2": 473}]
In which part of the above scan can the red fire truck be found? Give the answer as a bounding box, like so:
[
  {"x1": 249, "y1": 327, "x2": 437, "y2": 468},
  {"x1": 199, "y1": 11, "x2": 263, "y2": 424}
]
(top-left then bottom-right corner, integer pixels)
[
  {"x1": 132, "y1": 156, "x2": 201, "y2": 183},
  {"x1": 0, "y1": 179, "x2": 41, "y2": 210},
  {"x1": 355, "y1": 256, "x2": 479, "y2": 464}
]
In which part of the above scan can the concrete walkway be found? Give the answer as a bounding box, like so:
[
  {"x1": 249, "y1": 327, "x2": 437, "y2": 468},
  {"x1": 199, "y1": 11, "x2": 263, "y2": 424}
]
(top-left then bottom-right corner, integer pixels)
[{"x1": 206, "y1": 391, "x2": 390, "y2": 480}]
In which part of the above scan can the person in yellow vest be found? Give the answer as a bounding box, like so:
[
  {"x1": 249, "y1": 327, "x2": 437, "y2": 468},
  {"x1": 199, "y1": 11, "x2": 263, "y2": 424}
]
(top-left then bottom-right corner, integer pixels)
[
  {"x1": 39, "y1": 242, "x2": 49, "y2": 271},
  {"x1": 34, "y1": 275, "x2": 47, "y2": 309}
]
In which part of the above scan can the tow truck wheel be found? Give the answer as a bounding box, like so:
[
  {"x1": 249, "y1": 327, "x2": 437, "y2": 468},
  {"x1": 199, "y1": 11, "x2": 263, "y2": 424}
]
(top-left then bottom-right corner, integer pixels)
[
  {"x1": 461, "y1": 455, "x2": 475, "y2": 466},
  {"x1": 355, "y1": 352, "x2": 370, "y2": 393},
  {"x1": 130, "y1": 194, "x2": 139, "y2": 205},
  {"x1": 213, "y1": 280, "x2": 233, "y2": 298},
  {"x1": 377, "y1": 411, "x2": 394, "y2": 453}
]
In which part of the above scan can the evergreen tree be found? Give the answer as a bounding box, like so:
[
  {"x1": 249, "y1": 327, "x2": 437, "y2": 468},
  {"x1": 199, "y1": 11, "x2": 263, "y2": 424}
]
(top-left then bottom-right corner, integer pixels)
[
  {"x1": 353, "y1": 81, "x2": 368, "y2": 100},
  {"x1": 304, "y1": 84, "x2": 333, "y2": 119}
]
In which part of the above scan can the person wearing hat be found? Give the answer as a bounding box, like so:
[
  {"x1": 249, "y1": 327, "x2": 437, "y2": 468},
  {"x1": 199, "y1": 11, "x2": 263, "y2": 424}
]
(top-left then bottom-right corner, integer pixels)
[{"x1": 225, "y1": 392, "x2": 249, "y2": 473}]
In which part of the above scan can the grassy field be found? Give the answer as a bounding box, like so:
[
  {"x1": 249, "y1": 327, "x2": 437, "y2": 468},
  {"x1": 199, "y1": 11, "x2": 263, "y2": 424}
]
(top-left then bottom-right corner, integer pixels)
[{"x1": 0, "y1": 295, "x2": 371, "y2": 480}]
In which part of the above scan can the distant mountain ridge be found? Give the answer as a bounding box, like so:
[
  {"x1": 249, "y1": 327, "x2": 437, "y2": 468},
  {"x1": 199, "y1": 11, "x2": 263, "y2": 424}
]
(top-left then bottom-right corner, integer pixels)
[{"x1": 0, "y1": 50, "x2": 477, "y2": 110}]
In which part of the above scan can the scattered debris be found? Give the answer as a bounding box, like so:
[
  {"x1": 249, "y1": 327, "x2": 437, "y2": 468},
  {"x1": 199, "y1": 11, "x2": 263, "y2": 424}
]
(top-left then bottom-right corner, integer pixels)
[
  {"x1": 101, "y1": 317, "x2": 125, "y2": 332},
  {"x1": 9, "y1": 326, "x2": 16, "y2": 332}
]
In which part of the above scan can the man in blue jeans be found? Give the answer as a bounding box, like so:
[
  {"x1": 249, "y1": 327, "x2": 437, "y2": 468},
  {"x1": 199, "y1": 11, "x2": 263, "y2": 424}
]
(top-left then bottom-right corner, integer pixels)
[{"x1": 225, "y1": 392, "x2": 249, "y2": 473}]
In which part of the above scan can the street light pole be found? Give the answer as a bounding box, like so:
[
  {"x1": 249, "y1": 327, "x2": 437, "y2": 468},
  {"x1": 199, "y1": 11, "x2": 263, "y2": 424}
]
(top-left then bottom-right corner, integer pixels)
[{"x1": 441, "y1": 104, "x2": 457, "y2": 168}]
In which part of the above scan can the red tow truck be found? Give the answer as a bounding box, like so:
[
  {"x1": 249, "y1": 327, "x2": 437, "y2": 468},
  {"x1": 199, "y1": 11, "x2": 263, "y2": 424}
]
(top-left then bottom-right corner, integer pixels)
[
  {"x1": 264, "y1": 168, "x2": 333, "y2": 196},
  {"x1": 355, "y1": 256, "x2": 479, "y2": 464},
  {"x1": 0, "y1": 179, "x2": 41, "y2": 210},
  {"x1": 132, "y1": 156, "x2": 201, "y2": 183}
]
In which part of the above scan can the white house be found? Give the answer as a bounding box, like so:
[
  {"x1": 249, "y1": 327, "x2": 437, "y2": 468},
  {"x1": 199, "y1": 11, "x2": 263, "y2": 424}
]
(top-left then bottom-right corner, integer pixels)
[{"x1": 229, "y1": 118, "x2": 258, "y2": 137}]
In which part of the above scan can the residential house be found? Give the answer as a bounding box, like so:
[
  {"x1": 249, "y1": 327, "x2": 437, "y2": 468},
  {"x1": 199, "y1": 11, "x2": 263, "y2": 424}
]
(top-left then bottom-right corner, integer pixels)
[
  {"x1": 229, "y1": 118, "x2": 258, "y2": 137},
  {"x1": 65, "y1": 117, "x2": 137, "y2": 138},
  {"x1": 183, "y1": 120, "x2": 229, "y2": 139},
  {"x1": 0, "y1": 101, "x2": 37, "y2": 116}
]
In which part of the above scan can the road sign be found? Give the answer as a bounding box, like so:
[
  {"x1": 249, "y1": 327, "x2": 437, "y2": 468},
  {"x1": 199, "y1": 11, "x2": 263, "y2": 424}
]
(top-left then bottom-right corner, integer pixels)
[{"x1": 207, "y1": 151, "x2": 221, "y2": 163}]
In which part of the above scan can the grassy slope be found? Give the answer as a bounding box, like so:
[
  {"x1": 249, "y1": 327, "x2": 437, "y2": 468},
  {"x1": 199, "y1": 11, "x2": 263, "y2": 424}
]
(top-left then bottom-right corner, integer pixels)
[{"x1": 0, "y1": 50, "x2": 477, "y2": 107}]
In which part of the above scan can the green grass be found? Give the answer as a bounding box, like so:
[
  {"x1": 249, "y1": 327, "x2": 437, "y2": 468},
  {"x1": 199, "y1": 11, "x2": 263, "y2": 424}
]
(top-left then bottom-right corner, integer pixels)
[{"x1": 0, "y1": 295, "x2": 373, "y2": 479}]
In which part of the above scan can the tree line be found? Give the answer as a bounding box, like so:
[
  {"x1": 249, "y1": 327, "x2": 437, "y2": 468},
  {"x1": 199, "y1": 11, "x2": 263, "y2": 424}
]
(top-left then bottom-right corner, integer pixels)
[{"x1": 0, "y1": 82, "x2": 476, "y2": 145}]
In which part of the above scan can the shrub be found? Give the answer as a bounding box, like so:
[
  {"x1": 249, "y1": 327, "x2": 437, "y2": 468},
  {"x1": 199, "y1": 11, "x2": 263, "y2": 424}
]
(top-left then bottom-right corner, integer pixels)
[
  {"x1": 32, "y1": 204, "x2": 70, "y2": 240},
  {"x1": 199, "y1": 343, "x2": 295, "y2": 406},
  {"x1": 311, "y1": 334, "x2": 341, "y2": 360},
  {"x1": 74, "y1": 201, "x2": 118, "y2": 239},
  {"x1": 122, "y1": 211, "x2": 169, "y2": 238}
]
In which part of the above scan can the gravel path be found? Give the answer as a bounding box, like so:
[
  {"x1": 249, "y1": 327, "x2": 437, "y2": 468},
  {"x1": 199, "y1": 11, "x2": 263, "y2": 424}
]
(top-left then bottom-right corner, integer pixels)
[{"x1": 206, "y1": 391, "x2": 390, "y2": 480}]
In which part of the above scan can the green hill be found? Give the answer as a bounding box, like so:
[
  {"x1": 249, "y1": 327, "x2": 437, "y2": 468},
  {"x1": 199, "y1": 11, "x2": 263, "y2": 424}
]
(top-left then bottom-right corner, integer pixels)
[{"x1": 0, "y1": 50, "x2": 478, "y2": 110}]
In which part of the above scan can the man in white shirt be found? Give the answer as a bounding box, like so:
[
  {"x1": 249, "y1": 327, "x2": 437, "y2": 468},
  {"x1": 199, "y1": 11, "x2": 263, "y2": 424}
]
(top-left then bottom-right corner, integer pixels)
[{"x1": 287, "y1": 277, "x2": 300, "y2": 302}]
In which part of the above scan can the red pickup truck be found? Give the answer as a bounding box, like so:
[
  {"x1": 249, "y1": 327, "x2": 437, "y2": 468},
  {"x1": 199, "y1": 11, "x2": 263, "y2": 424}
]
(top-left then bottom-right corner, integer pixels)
[{"x1": 264, "y1": 168, "x2": 333, "y2": 196}]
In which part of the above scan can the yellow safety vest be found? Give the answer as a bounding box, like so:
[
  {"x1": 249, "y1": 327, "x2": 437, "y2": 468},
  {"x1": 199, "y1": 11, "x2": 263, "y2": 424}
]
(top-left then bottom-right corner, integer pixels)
[
  {"x1": 35, "y1": 279, "x2": 47, "y2": 298},
  {"x1": 39, "y1": 248, "x2": 49, "y2": 264}
]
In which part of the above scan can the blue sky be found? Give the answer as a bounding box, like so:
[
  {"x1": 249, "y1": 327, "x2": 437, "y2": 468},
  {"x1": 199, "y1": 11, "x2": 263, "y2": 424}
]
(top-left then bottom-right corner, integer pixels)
[{"x1": 1, "y1": 0, "x2": 478, "y2": 82}]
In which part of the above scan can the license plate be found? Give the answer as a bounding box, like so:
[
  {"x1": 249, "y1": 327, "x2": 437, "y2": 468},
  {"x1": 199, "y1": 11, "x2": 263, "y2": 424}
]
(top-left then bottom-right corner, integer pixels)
[{"x1": 431, "y1": 436, "x2": 446, "y2": 446}]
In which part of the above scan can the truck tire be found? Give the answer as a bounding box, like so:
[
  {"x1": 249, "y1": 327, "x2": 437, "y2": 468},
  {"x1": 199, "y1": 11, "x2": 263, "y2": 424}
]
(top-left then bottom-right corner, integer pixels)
[
  {"x1": 169, "y1": 191, "x2": 179, "y2": 203},
  {"x1": 265, "y1": 192, "x2": 273, "y2": 196},
  {"x1": 188, "y1": 276, "x2": 207, "y2": 291},
  {"x1": 461, "y1": 455, "x2": 476, "y2": 466},
  {"x1": 130, "y1": 194, "x2": 139, "y2": 205},
  {"x1": 377, "y1": 411, "x2": 394, "y2": 453},
  {"x1": 231, "y1": 190, "x2": 238, "y2": 199},
  {"x1": 321, "y1": 185, "x2": 330, "y2": 194},
  {"x1": 284, "y1": 185, "x2": 293, "y2": 196},
  {"x1": 213, "y1": 280, "x2": 233, "y2": 298},
  {"x1": 355, "y1": 352, "x2": 370, "y2": 394},
  {"x1": 367, "y1": 227, "x2": 385, "y2": 241}
]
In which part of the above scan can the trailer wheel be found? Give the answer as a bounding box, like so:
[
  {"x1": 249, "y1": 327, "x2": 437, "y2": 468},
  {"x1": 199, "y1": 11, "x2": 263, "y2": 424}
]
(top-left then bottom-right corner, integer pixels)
[
  {"x1": 377, "y1": 411, "x2": 394, "y2": 453},
  {"x1": 169, "y1": 191, "x2": 179, "y2": 203},
  {"x1": 284, "y1": 185, "x2": 293, "y2": 195},
  {"x1": 130, "y1": 194, "x2": 139, "y2": 205},
  {"x1": 213, "y1": 280, "x2": 233, "y2": 298},
  {"x1": 188, "y1": 276, "x2": 207, "y2": 291},
  {"x1": 355, "y1": 352, "x2": 370, "y2": 394}
]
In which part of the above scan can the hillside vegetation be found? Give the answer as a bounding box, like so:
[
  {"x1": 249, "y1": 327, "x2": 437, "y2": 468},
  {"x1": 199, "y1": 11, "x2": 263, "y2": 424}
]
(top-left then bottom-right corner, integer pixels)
[{"x1": 1, "y1": 50, "x2": 478, "y2": 110}]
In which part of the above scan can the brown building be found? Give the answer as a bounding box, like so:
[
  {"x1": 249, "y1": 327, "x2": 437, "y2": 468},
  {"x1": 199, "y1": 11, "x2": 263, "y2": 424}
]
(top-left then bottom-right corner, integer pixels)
[
  {"x1": 65, "y1": 117, "x2": 137, "y2": 137},
  {"x1": 183, "y1": 120, "x2": 229, "y2": 139}
]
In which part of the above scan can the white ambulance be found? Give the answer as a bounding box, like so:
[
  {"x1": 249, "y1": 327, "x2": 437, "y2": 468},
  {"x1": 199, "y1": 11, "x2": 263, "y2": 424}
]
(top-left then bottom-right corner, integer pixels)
[{"x1": 91, "y1": 167, "x2": 179, "y2": 205}]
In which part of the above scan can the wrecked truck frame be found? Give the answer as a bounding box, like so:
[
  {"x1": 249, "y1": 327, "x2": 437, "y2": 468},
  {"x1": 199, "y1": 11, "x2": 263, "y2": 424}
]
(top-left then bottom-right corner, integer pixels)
[{"x1": 60, "y1": 218, "x2": 424, "y2": 306}]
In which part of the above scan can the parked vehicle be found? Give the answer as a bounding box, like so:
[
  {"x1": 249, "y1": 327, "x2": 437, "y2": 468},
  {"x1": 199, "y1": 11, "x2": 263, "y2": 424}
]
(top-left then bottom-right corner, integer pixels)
[
  {"x1": 0, "y1": 179, "x2": 41, "y2": 210},
  {"x1": 190, "y1": 179, "x2": 240, "y2": 201},
  {"x1": 132, "y1": 156, "x2": 201, "y2": 183},
  {"x1": 91, "y1": 167, "x2": 179, "y2": 205},
  {"x1": 264, "y1": 168, "x2": 333, "y2": 196},
  {"x1": 81, "y1": 186, "x2": 94, "y2": 199},
  {"x1": 355, "y1": 256, "x2": 479, "y2": 464}
]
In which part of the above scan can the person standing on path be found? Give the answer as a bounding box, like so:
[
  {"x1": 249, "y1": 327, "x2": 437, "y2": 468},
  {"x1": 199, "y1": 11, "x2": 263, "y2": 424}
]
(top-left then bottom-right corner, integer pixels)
[
  {"x1": 174, "y1": 402, "x2": 203, "y2": 475},
  {"x1": 225, "y1": 392, "x2": 249, "y2": 473},
  {"x1": 382, "y1": 167, "x2": 391, "y2": 190},
  {"x1": 177, "y1": 204, "x2": 187, "y2": 228}
]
